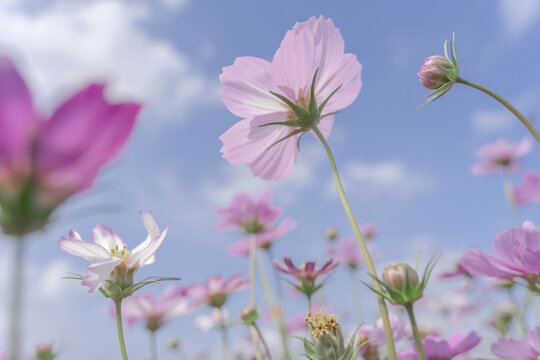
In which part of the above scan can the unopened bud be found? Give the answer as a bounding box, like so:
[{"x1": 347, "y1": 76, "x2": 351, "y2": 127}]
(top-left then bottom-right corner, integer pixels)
[
  {"x1": 418, "y1": 55, "x2": 453, "y2": 90},
  {"x1": 325, "y1": 228, "x2": 339, "y2": 242},
  {"x1": 34, "y1": 342, "x2": 55, "y2": 360},
  {"x1": 382, "y1": 263, "x2": 419, "y2": 291},
  {"x1": 168, "y1": 337, "x2": 180, "y2": 350},
  {"x1": 240, "y1": 305, "x2": 258, "y2": 325}
]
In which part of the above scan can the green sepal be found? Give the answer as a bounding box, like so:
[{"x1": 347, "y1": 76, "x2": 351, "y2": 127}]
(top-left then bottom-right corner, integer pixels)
[{"x1": 270, "y1": 91, "x2": 310, "y2": 122}]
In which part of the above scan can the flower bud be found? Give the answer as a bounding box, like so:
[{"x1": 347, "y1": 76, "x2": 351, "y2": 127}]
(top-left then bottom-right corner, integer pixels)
[
  {"x1": 34, "y1": 342, "x2": 56, "y2": 360},
  {"x1": 325, "y1": 228, "x2": 339, "y2": 242},
  {"x1": 168, "y1": 337, "x2": 180, "y2": 350},
  {"x1": 382, "y1": 262, "x2": 419, "y2": 291},
  {"x1": 417, "y1": 55, "x2": 453, "y2": 90},
  {"x1": 305, "y1": 311, "x2": 345, "y2": 358},
  {"x1": 239, "y1": 305, "x2": 258, "y2": 325}
]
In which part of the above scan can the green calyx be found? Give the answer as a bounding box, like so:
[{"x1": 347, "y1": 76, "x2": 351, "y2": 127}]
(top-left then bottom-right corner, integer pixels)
[
  {"x1": 418, "y1": 33, "x2": 460, "y2": 110},
  {"x1": 364, "y1": 255, "x2": 439, "y2": 306},
  {"x1": 0, "y1": 178, "x2": 55, "y2": 237},
  {"x1": 300, "y1": 325, "x2": 365, "y2": 360},
  {"x1": 263, "y1": 69, "x2": 342, "y2": 150}
]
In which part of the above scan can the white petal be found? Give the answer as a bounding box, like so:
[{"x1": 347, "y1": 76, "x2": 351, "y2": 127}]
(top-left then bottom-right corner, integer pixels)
[
  {"x1": 92, "y1": 225, "x2": 125, "y2": 250},
  {"x1": 140, "y1": 211, "x2": 160, "y2": 238},
  {"x1": 81, "y1": 258, "x2": 122, "y2": 293},
  {"x1": 59, "y1": 237, "x2": 111, "y2": 263},
  {"x1": 128, "y1": 227, "x2": 168, "y2": 267}
]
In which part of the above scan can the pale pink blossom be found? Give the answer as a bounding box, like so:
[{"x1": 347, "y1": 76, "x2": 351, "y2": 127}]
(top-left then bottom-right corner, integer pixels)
[
  {"x1": 461, "y1": 221, "x2": 540, "y2": 283},
  {"x1": 355, "y1": 313, "x2": 407, "y2": 356},
  {"x1": 327, "y1": 237, "x2": 365, "y2": 269},
  {"x1": 118, "y1": 286, "x2": 192, "y2": 330},
  {"x1": 228, "y1": 218, "x2": 296, "y2": 256},
  {"x1": 514, "y1": 171, "x2": 540, "y2": 206},
  {"x1": 185, "y1": 274, "x2": 249, "y2": 308},
  {"x1": 0, "y1": 56, "x2": 139, "y2": 208},
  {"x1": 491, "y1": 326, "x2": 540, "y2": 359},
  {"x1": 219, "y1": 16, "x2": 362, "y2": 180},
  {"x1": 397, "y1": 331, "x2": 481, "y2": 360},
  {"x1": 58, "y1": 211, "x2": 167, "y2": 292},
  {"x1": 470, "y1": 138, "x2": 531, "y2": 175}
]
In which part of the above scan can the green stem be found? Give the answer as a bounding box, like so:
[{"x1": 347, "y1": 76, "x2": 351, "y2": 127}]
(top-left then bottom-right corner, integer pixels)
[
  {"x1": 150, "y1": 330, "x2": 158, "y2": 360},
  {"x1": 247, "y1": 236, "x2": 263, "y2": 360},
  {"x1": 456, "y1": 77, "x2": 540, "y2": 144},
  {"x1": 502, "y1": 172, "x2": 523, "y2": 225},
  {"x1": 220, "y1": 324, "x2": 228, "y2": 360},
  {"x1": 114, "y1": 299, "x2": 129, "y2": 360},
  {"x1": 405, "y1": 303, "x2": 426, "y2": 360},
  {"x1": 254, "y1": 322, "x2": 273, "y2": 360},
  {"x1": 311, "y1": 125, "x2": 397, "y2": 360},
  {"x1": 256, "y1": 252, "x2": 291, "y2": 359},
  {"x1": 349, "y1": 270, "x2": 362, "y2": 323},
  {"x1": 8, "y1": 237, "x2": 24, "y2": 360}
]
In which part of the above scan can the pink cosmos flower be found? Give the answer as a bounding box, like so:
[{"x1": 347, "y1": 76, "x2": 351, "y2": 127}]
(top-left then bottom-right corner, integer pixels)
[
  {"x1": 491, "y1": 326, "x2": 540, "y2": 359},
  {"x1": 461, "y1": 221, "x2": 540, "y2": 284},
  {"x1": 219, "y1": 16, "x2": 362, "y2": 180},
  {"x1": 273, "y1": 257, "x2": 338, "y2": 283},
  {"x1": 327, "y1": 238, "x2": 365, "y2": 269},
  {"x1": 439, "y1": 262, "x2": 470, "y2": 279},
  {"x1": 470, "y1": 138, "x2": 532, "y2": 175},
  {"x1": 185, "y1": 274, "x2": 249, "y2": 308},
  {"x1": 58, "y1": 211, "x2": 167, "y2": 292},
  {"x1": 355, "y1": 313, "x2": 407, "y2": 356},
  {"x1": 118, "y1": 286, "x2": 192, "y2": 330},
  {"x1": 397, "y1": 331, "x2": 481, "y2": 360},
  {"x1": 514, "y1": 172, "x2": 540, "y2": 206},
  {"x1": 0, "y1": 56, "x2": 139, "y2": 209},
  {"x1": 228, "y1": 218, "x2": 296, "y2": 256}
]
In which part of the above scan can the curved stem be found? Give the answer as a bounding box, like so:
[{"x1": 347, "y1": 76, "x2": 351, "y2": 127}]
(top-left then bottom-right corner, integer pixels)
[
  {"x1": 405, "y1": 303, "x2": 426, "y2": 360},
  {"x1": 456, "y1": 77, "x2": 540, "y2": 144},
  {"x1": 311, "y1": 125, "x2": 397, "y2": 360},
  {"x1": 8, "y1": 237, "x2": 24, "y2": 360},
  {"x1": 253, "y1": 322, "x2": 273, "y2": 360},
  {"x1": 150, "y1": 330, "x2": 158, "y2": 360},
  {"x1": 114, "y1": 299, "x2": 129, "y2": 360}
]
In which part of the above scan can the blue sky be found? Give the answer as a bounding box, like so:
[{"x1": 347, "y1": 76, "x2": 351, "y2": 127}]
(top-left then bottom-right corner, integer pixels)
[{"x1": 0, "y1": 0, "x2": 539, "y2": 358}]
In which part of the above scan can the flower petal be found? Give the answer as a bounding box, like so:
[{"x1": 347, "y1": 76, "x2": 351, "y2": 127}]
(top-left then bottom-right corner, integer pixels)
[
  {"x1": 81, "y1": 258, "x2": 122, "y2": 293},
  {"x1": 491, "y1": 336, "x2": 537, "y2": 360},
  {"x1": 128, "y1": 227, "x2": 168, "y2": 267},
  {"x1": 58, "y1": 236, "x2": 111, "y2": 263},
  {"x1": 92, "y1": 224, "x2": 125, "y2": 251}
]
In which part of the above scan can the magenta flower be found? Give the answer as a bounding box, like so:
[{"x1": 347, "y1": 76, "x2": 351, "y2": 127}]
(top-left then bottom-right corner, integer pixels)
[
  {"x1": 397, "y1": 331, "x2": 481, "y2": 360},
  {"x1": 274, "y1": 257, "x2": 338, "y2": 282},
  {"x1": 219, "y1": 16, "x2": 362, "y2": 180},
  {"x1": 185, "y1": 274, "x2": 249, "y2": 308},
  {"x1": 461, "y1": 221, "x2": 540, "y2": 288},
  {"x1": 119, "y1": 286, "x2": 192, "y2": 331},
  {"x1": 514, "y1": 171, "x2": 540, "y2": 206},
  {"x1": 491, "y1": 326, "x2": 540, "y2": 359},
  {"x1": 0, "y1": 56, "x2": 139, "y2": 235},
  {"x1": 228, "y1": 218, "x2": 296, "y2": 256},
  {"x1": 327, "y1": 238, "x2": 365, "y2": 270},
  {"x1": 470, "y1": 138, "x2": 532, "y2": 175},
  {"x1": 59, "y1": 211, "x2": 167, "y2": 293}
]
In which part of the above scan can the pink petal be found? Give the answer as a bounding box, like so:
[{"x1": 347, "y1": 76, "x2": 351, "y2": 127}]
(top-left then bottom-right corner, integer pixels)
[
  {"x1": 81, "y1": 258, "x2": 122, "y2": 293},
  {"x1": 491, "y1": 336, "x2": 537, "y2": 360},
  {"x1": 58, "y1": 236, "x2": 111, "y2": 263},
  {"x1": 448, "y1": 331, "x2": 481, "y2": 356},
  {"x1": 220, "y1": 56, "x2": 283, "y2": 118},
  {"x1": 0, "y1": 56, "x2": 37, "y2": 182}
]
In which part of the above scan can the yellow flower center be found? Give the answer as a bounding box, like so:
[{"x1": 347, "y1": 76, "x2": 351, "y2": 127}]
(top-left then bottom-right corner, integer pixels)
[
  {"x1": 305, "y1": 311, "x2": 339, "y2": 338},
  {"x1": 110, "y1": 244, "x2": 131, "y2": 261}
]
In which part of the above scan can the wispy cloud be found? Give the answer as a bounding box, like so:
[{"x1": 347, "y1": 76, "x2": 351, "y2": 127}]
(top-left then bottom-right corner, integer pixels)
[
  {"x1": 330, "y1": 161, "x2": 435, "y2": 199},
  {"x1": 499, "y1": 0, "x2": 540, "y2": 40},
  {"x1": 0, "y1": 0, "x2": 218, "y2": 123}
]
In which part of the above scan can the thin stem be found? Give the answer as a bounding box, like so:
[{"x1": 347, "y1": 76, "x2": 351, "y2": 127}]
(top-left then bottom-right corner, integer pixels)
[
  {"x1": 150, "y1": 330, "x2": 158, "y2": 360},
  {"x1": 456, "y1": 77, "x2": 540, "y2": 144},
  {"x1": 349, "y1": 270, "x2": 362, "y2": 323},
  {"x1": 220, "y1": 325, "x2": 228, "y2": 360},
  {"x1": 247, "y1": 236, "x2": 262, "y2": 359},
  {"x1": 8, "y1": 237, "x2": 25, "y2": 360},
  {"x1": 311, "y1": 125, "x2": 397, "y2": 360},
  {"x1": 405, "y1": 303, "x2": 426, "y2": 360},
  {"x1": 502, "y1": 172, "x2": 523, "y2": 225},
  {"x1": 253, "y1": 322, "x2": 273, "y2": 360},
  {"x1": 256, "y1": 252, "x2": 291, "y2": 359},
  {"x1": 114, "y1": 299, "x2": 129, "y2": 360}
]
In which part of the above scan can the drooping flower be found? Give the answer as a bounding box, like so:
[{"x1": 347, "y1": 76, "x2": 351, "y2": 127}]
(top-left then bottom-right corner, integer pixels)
[
  {"x1": 118, "y1": 286, "x2": 192, "y2": 331},
  {"x1": 59, "y1": 211, "x2": 167, "y2": 294},
  {"x1": 0, "y1": 56, "x2": 139, "y2": 235},
  {"x1": 327, "y1": 238, "x2": 365, "y2": 270},
  {"x1": 185, "y1": 274, "x2": 249, "y2": 308},
  {"x1": 219, "y1": 16, "x2": 362, "y2": 180},
  {"x1": 460, "y1": 221, "x2": 540, "y2": 291},
  {"x1": 397, "y1": 331, "x2": 481, "y2": 360},
  {"x1": 514, "y1": 171, "x2": 540, "y2": 206},
  {"x1": 491, "y1": 326, "x2": 540, "y2": 359},
  {"x1": 273, "y1": 257, "x2": 338, "y2": 297},
  {"x1": 470, "y1": 138, "x2": 532, "y2": 175}
]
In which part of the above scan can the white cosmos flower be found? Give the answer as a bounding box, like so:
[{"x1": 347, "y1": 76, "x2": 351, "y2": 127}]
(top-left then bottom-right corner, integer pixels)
[{"x1": 59, "y1": 211, "x2": 167, "y2": 292}]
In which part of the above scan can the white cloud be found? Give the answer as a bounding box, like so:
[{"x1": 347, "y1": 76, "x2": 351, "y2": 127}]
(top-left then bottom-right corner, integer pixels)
[
  {"x1": 160, "y1": 0, "x2": 189, "y2": 10},
  {"x1": 499, "y1": 0, "x2": 540, "y2": 39},
  {"x1": 0, "y1": 0, "x2": 218, "y2": 123},
  {"x1": 331, "y1": 161, "x2": 434, "y2": 199}
]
